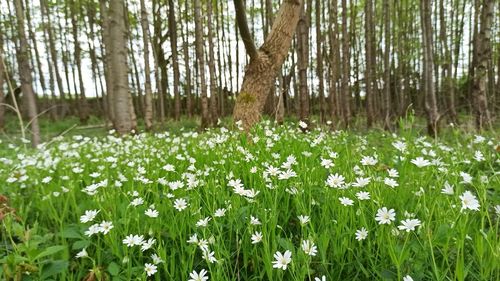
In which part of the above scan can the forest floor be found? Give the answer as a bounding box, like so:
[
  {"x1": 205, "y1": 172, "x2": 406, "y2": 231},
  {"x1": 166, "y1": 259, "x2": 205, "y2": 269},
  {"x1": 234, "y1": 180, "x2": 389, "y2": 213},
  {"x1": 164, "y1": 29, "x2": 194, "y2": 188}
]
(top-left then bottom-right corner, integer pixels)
[{"x1": 0, "y1": 119, "x2": 499, "y2": 280}]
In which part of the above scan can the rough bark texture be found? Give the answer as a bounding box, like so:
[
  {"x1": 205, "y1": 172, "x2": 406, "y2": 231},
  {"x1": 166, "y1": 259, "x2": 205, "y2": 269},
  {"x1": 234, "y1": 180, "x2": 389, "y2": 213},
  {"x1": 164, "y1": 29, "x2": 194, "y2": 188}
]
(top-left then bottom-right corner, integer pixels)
[
  {"x1": 108, "y1": 0, "x2": 136, "y2": 134},
  {"x1": 233, "y1": 0, "x2": 303, "y2": 131},
  {"x1": 297, "y1": 2, "x2": 310, "y2": 121},
  {"x1": 420, "y1": 0, "x2": 439, "y2": 137},
  {"x1": 14, "y1": 0, "x2": 40, "y2": 146},
  {"x1": 207, "y1": 0, "x2": 219, "y2": 125},
  {"x1": 328, "y1": 0, "x2": 339, "y2": 121},
  {"x1": 315, "y1": 0, "x2": 325, "y2": 122},
  {"x1": 365, "y1": 0, "x2": 375, "y2": 128},
  {"x1": 383, "y1": 0, "x2": 391, "y2": 129},
  {"x1": 194, "y1": 0, "x2": 210, "y2": 129},
  {"x1": 0, "y1": 41, "x2": 4, "y2": 130},
  {"x1": 183, "y1": 0, "x2": 193, "y2": 118},
  {"x1": 168, "y1": 0, "x2": 181, "y2": 121},
  {"x1": 140, "y1": 0, "x2": 154, "y2": 130},
  {"x1": 471, "y1": 0, "x2": 494, "y2": 130},
  {"x1": 341, "y1": 0, "x2": 351, "y2": 128}
]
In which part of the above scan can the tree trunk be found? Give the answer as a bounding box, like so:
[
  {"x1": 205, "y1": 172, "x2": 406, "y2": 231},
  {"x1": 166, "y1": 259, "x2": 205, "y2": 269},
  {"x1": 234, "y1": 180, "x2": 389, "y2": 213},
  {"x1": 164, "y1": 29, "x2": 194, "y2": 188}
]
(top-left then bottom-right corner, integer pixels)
[
  {"x1": 207, "y1": 0, "x2": 219, "y2": 125},
  {"x1": 471, "y1": 0, "x2": 495, "y2": 130},
  {"x1": 328, "y1": 0, "x2": 339, "y2": 121},
  {"x1": 233, "y1": 0, "x2": 303, "y2": 131},
  {"x1": 365, "y1": 0, "x2": 375, "y2": 128},
  {"x1": 420, "y1": 0, "x2": 439, "y2": 136},
  {"x1": 383, "y1": 0, "x2": 391, "y2": 129},
  {"x1": 140, "y1": 0, "x2": 154, "y2": 130},
  {"x1": 297, "y1": 2, "x2": 310, "y2": 122},
  {"x1": 316, "y1": 0, "x2": 325, "y2": 123},
  {"x1": 0, "y1": 40, "x2": 4, "y2": 130},
  {"x1": 107, "y1": 0, "x2": 136, "y2": 134},
  {"x1": 167, "y1": 0, "x2": 181, "y2": 121},
  {"x1": 194, "y1": 0, "x2": 210, "y2": 129},
  {"x1": 341, "y1": 0, "x2": 351, "y2": 128},
  {"x1": 14, "y1": 0, "x2": 40, "y2": 146},
  {"x1": 183, "y1": 0, "x2": 193, "y2": 118}
]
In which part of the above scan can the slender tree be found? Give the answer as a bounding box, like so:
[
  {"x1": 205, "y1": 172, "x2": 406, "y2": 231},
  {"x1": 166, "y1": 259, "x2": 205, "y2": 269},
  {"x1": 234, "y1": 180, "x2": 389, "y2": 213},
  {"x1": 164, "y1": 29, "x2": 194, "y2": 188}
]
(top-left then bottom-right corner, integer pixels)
[
  {"x1": 168, "y1": 0, "x2": 181, "y2": 121},
  {"x1": 107, "y1": 0, "x2": 136, "y2": 134},
  {"x1": 471, "y1": 0, "x2": 495, "y2": 130},
  {"x1": 297, "y1": 1, "x2": 310, "y2": 122},
  {"x1": 14, "y1": 0, "x2": 40, "y2": 146},
  {"x1": 232, "y1": 0, "x2": 303, "y2": 131},
  {"x1": 207, "y1": 0, "x2": 219, "y2": 125},
  {"x1": 194, "y1": 0, "x2": 210, "y2": 128},
  {"x1": 140, "y1": 0, "x2": 154, "y2": 130},
  {"x1": 420, "y1": 0, "x2": 439, "y2": 136}
]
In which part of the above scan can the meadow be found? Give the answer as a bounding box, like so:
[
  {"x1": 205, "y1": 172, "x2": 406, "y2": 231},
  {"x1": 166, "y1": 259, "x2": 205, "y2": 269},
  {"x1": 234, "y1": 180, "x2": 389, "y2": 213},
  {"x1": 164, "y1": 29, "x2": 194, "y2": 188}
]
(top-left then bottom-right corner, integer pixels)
[{"x1": 0, "y1": 120, "x2": 499, "y2": 280}]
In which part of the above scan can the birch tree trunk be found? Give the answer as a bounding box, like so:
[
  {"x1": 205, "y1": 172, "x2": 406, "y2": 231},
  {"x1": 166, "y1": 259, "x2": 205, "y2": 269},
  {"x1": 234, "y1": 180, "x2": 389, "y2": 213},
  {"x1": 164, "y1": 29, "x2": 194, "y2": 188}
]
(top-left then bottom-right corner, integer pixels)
[
  {"x1": 471, "y1": 0, "x2": 495, "y2": 130},
  {"x1": 108, "y1": 0, "x2": 136, "y2": 134},
  {"x1": 14, "y1": 0, "x2": 40, "y2": 146},
  {"x1": 420, "y1": 0, "x2": 439, "y2": 137}
]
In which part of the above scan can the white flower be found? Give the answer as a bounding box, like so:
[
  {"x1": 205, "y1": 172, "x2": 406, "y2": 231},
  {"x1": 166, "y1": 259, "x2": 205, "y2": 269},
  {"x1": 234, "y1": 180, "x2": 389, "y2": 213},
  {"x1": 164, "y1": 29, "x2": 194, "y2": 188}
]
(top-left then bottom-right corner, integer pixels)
[
  {"x1": 196, "y1": 217, "x2": 211, "y2": 228},
  {"x1": 352, "y1": 177, "x2": 370, "y2": 187},
  {"x1": 272, "y1": 250, "x2": 292, "y2": 270},
  {"x1": 392, "y1": 140, "x2": 407, "y2": 153},
  {"x1": 297, "y1": 215, "x2": 310, "y2": 225},
  {"x1": 460, "y1": 172, "x2": 473, "y2": 184},
  {"x1": 384, "y1": 177, "x2": 399, "y2": 188},
  {"x1": 162, "y1": 164, "x2": 175, "y2": 171},
  {"x1": 250, "y1": 215, "x2": 261, "y2": 225},
  {"x1": 320, "y1": 158, "x2": 334, "y2": 169},
  {"x1": 251, "y1": 231, "x2": 263, "y2": 244},
  {"x1": 361, "y1": 156, "x2": 378, "y2": 166},
  {"x1": 494, "y1": 205, "x2": 500, "y2": 215},
  {"x1": 151, "y1": 253, "x2": 164, "y2": 264},
  {"x1": 411, "y1": 157, "x2": 431, "y2": 168},
  {"x1": 188, "y1": 269, "x2": 209, "y2": 281},
  {"x1": 473, "y1": 151, "x2": 485, "y2": 161},
  {"x1": 99, "y1": 221, "x2": 114, "y2": 234},
  {"x1": 403, "y1": 275, "x2": 414, "y2": 281},
  {"x1": 173, "y1": 198, "x2": 188, "y2": 211},
  {"x1": 75, "y1": 248, "x2": 88, "y2": 258},
  {"x1": 141, "y1": 238, "x2": 156, "y2": 251},
  {"x1": 315, "y1": 276, "x2": 326, "y2": 281},
  {"x1": 84, "y1": 224, "x2": 101, "y2": 237},
  {"x1": 130, "y1": 197, "x2": 144, "y2": 207},
  {"x1": 355, "y1": 227, "x2": 368, "y2": 241},
  {"x1": 214, "y1": 208, "x2": 226, "y2": 217},
  {"x1": 144, "y1": 263, "x2": 157, "y2": 276},
  {"x1": 144, "y1": 208, "x2": 159, "y2": 218},
  {"x1": 388, "y1": 168, "x2": 399, "y2": 178},
  {"x1": 459, "y1": 191, "x2": 480, "y2": 211},
  {"x1": 80, "y1": 209, "x2": 100, "y2": 223},
  {"x1": 299, "y1": 121, "x2": 308, "y2": 129},
  {"x1": 123, "y1": 234, "x2": 145, "y2": 247},
  {"x1": 301, "y1": 240, "x2": 317, "y2": 256},
  {"x1": 202, "y1": 249, "x2": 217, "y2": 263},
  {"x1": 326, "y1": 173, "x2": 345, "y2": 189},
  {"x1": 398, "y1": 219, "x2": 421, "y2": 232},
  {"x1": 187, "y1": 234, "x2": 199, "y2": 244},
  {"x1": 441, "y1": 181, "x2": 454, "y2": 195},
  {"x1": 339, "y1": 197, "x2": 354, "y2": 206},
  {"x1": 375, "y1": 207, "x2": 396, "y2": 225},
  {"x1": 356, "y1": 191, "x2": 371, "y2": 200}
]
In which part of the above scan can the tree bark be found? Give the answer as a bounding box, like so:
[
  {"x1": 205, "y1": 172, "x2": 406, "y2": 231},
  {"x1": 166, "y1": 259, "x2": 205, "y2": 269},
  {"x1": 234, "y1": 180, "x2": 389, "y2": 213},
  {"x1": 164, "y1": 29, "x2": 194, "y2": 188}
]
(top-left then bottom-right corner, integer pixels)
[
  {"x1": 383, "y1": 0, "x2": 391, "y2": 129},
  {"x1": 315, "y1": 0, "x2": 325, "y2": 123},
  {"x1": 328, "y1": 0, "x2": 339, "y2": 121},
  {"x1": 207, "y1": 0, "x2": 219, "y2": 125},
  {"x1": 365, "y1": 0, "x2": 375, "y2": 128},
  {"x1": 0, "y1": 40, "x2": 4, "y2": 130},
  {"x1": 194, "y1": 0, "x2": 210, "y2": 129},
  {"x1": 420, "y1": 0, "x2": 439, "y2": 136},
  {"x1": 183, "y1": 0, "x2": 193, "y2": 118},
  {"x1": 341, "y1": 0, "x2": 351, "y2": 128},
  {"x1": 140, "y1": 0, "x2": 154, "y2": 130},
  {"x1": 14, "y1": 0, "x2": 40, "y2": 146},
  {"x1": 233, "y1": 0, "x2": 303, "y2": 131},
  {"x1": 471, "y1": 0, "x2": 495, "y2": 130},
  {"x1": 108, "y1": 0, "x2": 136, "y2": 134},
  {"x1": 167, "y1": 0, "x2": 181, "y2": 121},
  {"x1": 297, "y1": 2, "x2": 310, "y2": 122}
]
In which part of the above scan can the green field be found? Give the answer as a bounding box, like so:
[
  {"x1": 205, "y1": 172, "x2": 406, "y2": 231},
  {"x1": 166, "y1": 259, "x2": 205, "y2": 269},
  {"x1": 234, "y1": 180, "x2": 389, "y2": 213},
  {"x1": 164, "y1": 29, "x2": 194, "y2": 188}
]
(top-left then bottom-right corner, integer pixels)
[{"x1": 1, "y1": 121, "x2": 499, "y2": 280}]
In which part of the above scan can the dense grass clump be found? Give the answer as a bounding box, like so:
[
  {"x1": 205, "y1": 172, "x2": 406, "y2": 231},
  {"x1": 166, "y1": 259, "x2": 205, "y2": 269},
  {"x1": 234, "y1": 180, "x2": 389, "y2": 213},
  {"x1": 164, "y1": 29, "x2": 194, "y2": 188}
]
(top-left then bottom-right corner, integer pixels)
[{"x1": 0, "y1": 121, "x2": 499, "y2": 280}]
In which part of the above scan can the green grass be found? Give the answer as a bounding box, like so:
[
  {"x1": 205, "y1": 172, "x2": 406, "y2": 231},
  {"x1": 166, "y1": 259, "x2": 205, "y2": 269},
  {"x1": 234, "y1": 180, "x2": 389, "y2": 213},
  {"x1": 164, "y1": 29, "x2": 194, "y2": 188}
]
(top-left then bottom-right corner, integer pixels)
[{"x1": 0, "y1": 121, "x2": 499, "y2": 280}]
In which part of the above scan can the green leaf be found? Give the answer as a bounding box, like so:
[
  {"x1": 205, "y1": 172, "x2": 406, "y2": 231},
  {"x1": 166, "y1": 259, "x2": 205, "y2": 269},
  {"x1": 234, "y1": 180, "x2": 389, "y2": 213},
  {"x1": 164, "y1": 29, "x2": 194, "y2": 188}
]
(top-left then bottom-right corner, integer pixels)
[
  {"x1": 34, "y1": 245, "x2": 66, "y2": 260},
  {"x1": 40, "y1": 260, "x2": 68, "y2": 279},
  {"x1": 72, "y1": 240, "x2": 90, "y2": 250},
  {"x1": 59, "y1": 226, "x2": 81, "y2": 239},
  {"x1": 107, "y1": 262, "x2": 120, "y2": 276}
]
